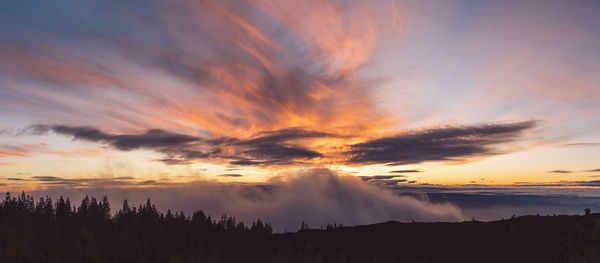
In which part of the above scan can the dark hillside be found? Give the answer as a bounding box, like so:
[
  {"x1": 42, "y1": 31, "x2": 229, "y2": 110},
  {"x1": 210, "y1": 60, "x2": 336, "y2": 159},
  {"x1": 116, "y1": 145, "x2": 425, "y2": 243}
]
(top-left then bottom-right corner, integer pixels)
[
  {"x1": 1, "y1": 193, "x2": 598, "y2": 263},
  {"x1": 276, "y1": 215, "x2": 597, "y2": 262}
]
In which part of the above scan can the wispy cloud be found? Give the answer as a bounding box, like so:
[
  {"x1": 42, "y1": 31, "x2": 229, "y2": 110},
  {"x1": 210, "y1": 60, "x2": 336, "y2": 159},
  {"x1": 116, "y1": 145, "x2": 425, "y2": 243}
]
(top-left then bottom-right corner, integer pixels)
[
  {"x1": 0, "y1": 145, "x2": 33, "y2": 158},
  {"x1": 0, "y1": 0, "x2": 400, "y2": 138},
  {"x1": 32, "y1": 124, "x2": 336, "y2": 166},
  {"x1": 32, "y1": 125, "x2": 200, "y2": 151},
  {"x1": 389, "y1": 170, "x2": 422, "y2": 173},
  {"x1": 345, "y1": 121, "x2": 537, "y2": 165},
  {"x1": 32, "y1": 122, "x2": 536, "y2": 168},
  {"x1": 548, "y1": 170, "x2": 573, "y2": 174},
  {"x1": 0, "y1": 162, "x2": 33, "y2": 167},
  {"x1": 218, "y1": 174, "x2": 244, "y2": 177}
]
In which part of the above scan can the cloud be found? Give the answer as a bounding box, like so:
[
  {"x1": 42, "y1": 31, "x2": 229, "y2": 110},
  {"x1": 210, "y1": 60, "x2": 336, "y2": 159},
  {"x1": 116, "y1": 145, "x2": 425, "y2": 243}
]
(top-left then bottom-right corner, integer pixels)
[
  {"x1": 218, "y1": 174, "x2": 244, "y2": 177},
  {"x1": 570, "y1": 180, "x2": 600, "y2": 187},
  {"x1": 512, "y1": 180, "x2": 600, "y2": 187},
  {"x1": 19, "y1": 169, "x2": 464, "y2": 231},
  {"x1": 225, "y1": 128, "x2": 339, "y2": 163},
  {"x1": 33, "y1": 124, "x2": 333, "y2": 166},
  {"x1": 0, "y1": 145, "x2": 33, "y2": 158},
  {"x1": 45, "y1": 148, "x2": 108, "y2": 158},
  {"x1": 545, "y1": 168, "x2": 600, "y2": 174},
  {"x1": 0, "y1": 0, "x2": 401, "y2": 139},
  {"x1": 549, "y1": 170, "x2": 573, "y2": 174},
  {"x1": 2, "y1": 1, "x2": 541, "y2": 171},
  {"x1": 31, "y1": 121, "x2": 536, "y2": 168},
  {"x1": 32, "y1": 176, "x2": 65, "y2": 181},
  {"x1": 360, "y1": 175, "x2": 404, "y2": 181},
  {"x1": 32, "y1": 125, "x2": 200, "y2": 151},
  {"x1": 345, "y1": 121, "x2": 537, "y2": 165},
  {"x1": 560, "y1": 143, "x2": 600, "y2": 147},
  {"x1": 27, "y1": 175, "x2": 142, "y2": 188},
  {"x1": 0, "y1": 162, "x2": 33, "y2": 167},
  {"x1": 113, "y1": 176, "x2": 135, "y2": 180},
  {"x1": 389, "y1": 170, "x2": 422, "y2": 173}
]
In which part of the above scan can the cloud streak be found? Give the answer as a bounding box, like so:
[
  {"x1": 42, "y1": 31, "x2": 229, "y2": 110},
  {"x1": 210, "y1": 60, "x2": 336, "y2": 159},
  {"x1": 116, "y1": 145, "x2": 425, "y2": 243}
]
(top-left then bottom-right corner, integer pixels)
[
  {"x1": 0, "y1": 0, "x2": 400, "y2": 138},
  {"x1": 32, "y1": 124, "x2": 335, "y2": 166},
  {"x1": 31, "y1": 121, "x2": 536, "y2": 167},
  {"x1": 345, "y1": 121, "x2": 537, "y2": 165},
  {"x1": 549, "y1": 170, "x2": 573, "y2": 174},
  {"x1": 389, "y1": 170, "x2": 422, "y2": 173}
]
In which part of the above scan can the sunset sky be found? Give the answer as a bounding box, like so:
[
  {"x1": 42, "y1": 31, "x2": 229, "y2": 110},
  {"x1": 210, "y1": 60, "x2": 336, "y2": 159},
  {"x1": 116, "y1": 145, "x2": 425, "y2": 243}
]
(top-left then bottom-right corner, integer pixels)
[{"x1": 1, "y1": 0, "x2": 599, "y2": 228}]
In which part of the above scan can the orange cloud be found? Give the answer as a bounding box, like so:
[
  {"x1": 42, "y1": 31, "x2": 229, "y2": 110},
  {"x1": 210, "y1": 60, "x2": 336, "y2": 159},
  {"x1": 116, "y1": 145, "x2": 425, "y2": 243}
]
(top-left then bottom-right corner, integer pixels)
[
  {"x1": 0, "y1": 145, "x2": 33, "y2": 158},
  {"x1": 1, "y1": 0, "x2": 402, "y2": 143},
  {"x1": 45, "y1": 148, "x2": 108, "y2": 158},
  {"x1": 0, "y1": 162, "x2": 33, "y2": 167}
]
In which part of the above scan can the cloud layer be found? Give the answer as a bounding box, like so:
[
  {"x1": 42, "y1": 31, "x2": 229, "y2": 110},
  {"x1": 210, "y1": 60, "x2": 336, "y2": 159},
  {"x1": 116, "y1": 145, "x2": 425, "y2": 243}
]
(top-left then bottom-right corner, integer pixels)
[
  {"x1": 31, "y1": 121, "x2": 536, "y2": 167},
  {"x1": 19, "y1": 169, "x2": 464, "y2": 231}
]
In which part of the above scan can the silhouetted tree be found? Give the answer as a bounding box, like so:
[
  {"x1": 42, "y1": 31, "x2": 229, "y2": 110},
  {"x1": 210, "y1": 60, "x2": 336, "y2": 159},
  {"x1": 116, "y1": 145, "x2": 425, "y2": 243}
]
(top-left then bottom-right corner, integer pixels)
[{"x1": 2, "y1": 192, "x2": 596, "y2": 263}]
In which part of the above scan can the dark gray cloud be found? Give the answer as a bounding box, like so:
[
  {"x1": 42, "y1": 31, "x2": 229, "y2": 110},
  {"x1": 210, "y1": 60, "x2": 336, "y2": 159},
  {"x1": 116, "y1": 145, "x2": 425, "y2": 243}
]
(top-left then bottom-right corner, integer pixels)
[
  {"x1": 512, "y1": 180, "x2": 600, "y2": 187},
  {"x1": 218, "y1": 174, "x2": 244, "y2": 177},
  {"x1": 223, "y1": 127, "x2": 337, "y2": 164},
  {"x1": 360, "y1": 175, "x2": 412, "y2": 188},
  {"x1": 31, "y1": 124, "x2": 331, "y2": 166},
  {"x1": 241, "y1": 144, "x2": 322, "y2": 162},
  {"x1": 29, "y1": 175, "x2": 145, "y2": 187},
  {"x1": 32, "y1": 176, "x2": 68, "y2": 182},
  {"x1": 229, "y1": 159, "x2": 266, "y2": 166},
  {"x1": 360, "y1": 175, "x2": 403, "y2": 181},
  {"x1": 33, "y1": 125, "x2": 200, "y2": 151},
  {"x1": 571, "y1": 180, "x2": 600, "y2": 187},
  {"x1": 345, "y1": 121, "x2": 537, "y2": 165},
  {"x1": 549, "y1": 170, "x2": 573, "y2": 174}
]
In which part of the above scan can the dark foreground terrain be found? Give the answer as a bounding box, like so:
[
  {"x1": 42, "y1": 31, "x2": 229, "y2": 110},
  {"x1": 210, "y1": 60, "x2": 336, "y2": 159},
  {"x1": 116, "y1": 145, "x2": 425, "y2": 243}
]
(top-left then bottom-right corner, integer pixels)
[{"x1": 1, "y1": 193, "x2": 598, "y2": 263}]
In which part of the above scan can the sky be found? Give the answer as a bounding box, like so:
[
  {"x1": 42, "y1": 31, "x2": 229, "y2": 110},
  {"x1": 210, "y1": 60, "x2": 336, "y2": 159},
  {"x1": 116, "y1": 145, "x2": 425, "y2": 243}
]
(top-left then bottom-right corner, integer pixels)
[{"x1": 1, "y1": 0, "x2": 599, "y2": 229}]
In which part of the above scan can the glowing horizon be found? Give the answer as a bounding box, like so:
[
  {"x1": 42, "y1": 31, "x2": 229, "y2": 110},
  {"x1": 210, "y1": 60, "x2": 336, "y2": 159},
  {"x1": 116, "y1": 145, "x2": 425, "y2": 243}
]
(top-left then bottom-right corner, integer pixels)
[{"x1": 1, "y1": 0, "x2": 599, "y2": 194}]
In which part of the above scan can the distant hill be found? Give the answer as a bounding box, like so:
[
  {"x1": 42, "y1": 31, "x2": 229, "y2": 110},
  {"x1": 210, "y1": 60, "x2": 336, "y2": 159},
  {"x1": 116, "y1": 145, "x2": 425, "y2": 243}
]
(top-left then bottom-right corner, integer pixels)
[{"x1": 276, "y1": 214, "x2": 600, "y2": 262}]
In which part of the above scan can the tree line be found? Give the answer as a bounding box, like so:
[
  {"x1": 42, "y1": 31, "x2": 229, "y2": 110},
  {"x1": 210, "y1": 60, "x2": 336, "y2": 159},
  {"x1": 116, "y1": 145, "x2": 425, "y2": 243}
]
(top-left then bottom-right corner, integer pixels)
[{"x1": 0, "y1": 192, "x2": 328, "y2": 263}]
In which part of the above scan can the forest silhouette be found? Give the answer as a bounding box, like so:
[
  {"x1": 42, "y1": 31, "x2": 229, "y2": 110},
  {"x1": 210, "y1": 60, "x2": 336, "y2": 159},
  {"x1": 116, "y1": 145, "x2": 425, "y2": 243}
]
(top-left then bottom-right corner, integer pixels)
[{"x1": 1, "y1": 192, "x2": 599, "y2": 263}]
